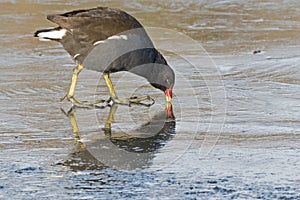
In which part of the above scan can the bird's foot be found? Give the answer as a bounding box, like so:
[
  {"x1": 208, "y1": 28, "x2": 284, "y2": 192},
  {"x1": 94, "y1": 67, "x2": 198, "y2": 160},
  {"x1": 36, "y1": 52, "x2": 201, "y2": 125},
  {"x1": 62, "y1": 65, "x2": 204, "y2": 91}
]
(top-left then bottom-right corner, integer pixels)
[
  {"x1": 60, "y1": 94, "x2": 108, "y2": 108},
  {"x1": 60, "y1": 93, "x2": 155, "y2": 107},
  {"x1": 111, "y1": 95, "x2": 155, "y2": 107}
]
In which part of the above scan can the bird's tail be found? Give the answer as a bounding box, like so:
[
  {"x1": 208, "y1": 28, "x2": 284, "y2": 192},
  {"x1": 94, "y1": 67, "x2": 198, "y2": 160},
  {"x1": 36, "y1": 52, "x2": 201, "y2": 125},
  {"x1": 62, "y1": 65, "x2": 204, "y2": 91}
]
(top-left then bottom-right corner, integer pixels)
[{"x1": 34, "y1": 27, "x2": 67, "y2": 41}]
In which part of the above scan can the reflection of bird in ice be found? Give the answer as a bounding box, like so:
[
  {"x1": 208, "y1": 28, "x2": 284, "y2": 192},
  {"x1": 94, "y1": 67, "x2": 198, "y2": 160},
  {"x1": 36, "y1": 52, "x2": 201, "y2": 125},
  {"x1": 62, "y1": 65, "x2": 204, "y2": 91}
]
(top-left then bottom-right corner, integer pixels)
[
  {"x1": 34, "y1": 7, "x2": 175, "y2": 107},
  {"x1": 61, "y1": 103, "x2": 175, "y2": 171},
  {"x1": 106, "y1": 104, "x2": 175, "y2": 153}
]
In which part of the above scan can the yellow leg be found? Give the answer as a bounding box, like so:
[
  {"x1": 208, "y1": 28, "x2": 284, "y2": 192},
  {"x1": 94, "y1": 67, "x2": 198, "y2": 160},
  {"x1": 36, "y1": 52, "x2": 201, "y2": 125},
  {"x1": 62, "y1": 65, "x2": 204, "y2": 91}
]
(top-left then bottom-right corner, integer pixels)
[
  {"x1": 103, "y1": 73, "x2": 118, "y2": 100},
  {"x1": 103, "y1": 73, "x2": 155, "y2": 106},
  {"x1": 68, "y1": 64, "x2": 83, "y2": 101},
  {"x1": 61, "y1": 64, "x2": 106, "y2": 106}
]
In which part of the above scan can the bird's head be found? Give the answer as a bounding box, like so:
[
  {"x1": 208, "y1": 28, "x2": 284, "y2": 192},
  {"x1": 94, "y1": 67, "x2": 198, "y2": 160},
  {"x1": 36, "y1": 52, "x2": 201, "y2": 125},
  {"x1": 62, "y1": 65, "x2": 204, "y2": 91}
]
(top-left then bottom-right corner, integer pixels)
[
  {"x1": 164, "y1": 87, "x2": 172, "y2": 102},
  {"x1": 149, "y1": 64, "x2": 175, "y2": 102},
  {"x1": 129, "y1": 60, "x2": 175, "y2": 102}
]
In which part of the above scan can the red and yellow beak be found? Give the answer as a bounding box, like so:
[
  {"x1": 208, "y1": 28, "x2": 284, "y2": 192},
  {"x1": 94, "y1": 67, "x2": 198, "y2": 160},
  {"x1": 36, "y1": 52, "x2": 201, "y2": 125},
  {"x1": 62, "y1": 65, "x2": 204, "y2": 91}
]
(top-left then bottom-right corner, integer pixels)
[
  {"x1": 164, "y1": 88, "x2": 172, "y2": 102},
  {"x1": 164, "y1": 88, "x2": 174, "y2": 119},
  {"x1": 165, "y1": 101, "x2": 175, "y2": 120}
]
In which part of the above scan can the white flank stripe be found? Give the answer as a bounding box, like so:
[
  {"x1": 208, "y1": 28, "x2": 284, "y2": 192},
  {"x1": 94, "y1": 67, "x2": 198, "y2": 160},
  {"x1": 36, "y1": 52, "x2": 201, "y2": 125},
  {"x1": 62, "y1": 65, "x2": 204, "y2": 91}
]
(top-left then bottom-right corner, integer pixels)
[
  {"x1": 37, "y1": 29, "x2": 67, "y2": 39},
  {"x1": 93, "y1": 40, "x2": 106, "y2": 45},
  {"x1": 93, "y1": 34, "x2": 128, "y2": 46},
  {"x1": 108, "y1": 35, "x2": 128, "y2": 40},
  {"x1": 73, "y1": 54, "x2": 80, "y2": 59}
]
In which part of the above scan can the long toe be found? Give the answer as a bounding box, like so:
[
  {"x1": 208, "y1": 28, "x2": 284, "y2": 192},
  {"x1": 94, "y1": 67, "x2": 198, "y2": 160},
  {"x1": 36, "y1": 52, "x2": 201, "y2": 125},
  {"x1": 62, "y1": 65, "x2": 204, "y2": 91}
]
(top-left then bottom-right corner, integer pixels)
[
  {"x1": 64, "y1": 96, "x2": 108, "y2": 108},
  {"x1": 111, "y1": 95, "x2": 155, "y2": 106}
]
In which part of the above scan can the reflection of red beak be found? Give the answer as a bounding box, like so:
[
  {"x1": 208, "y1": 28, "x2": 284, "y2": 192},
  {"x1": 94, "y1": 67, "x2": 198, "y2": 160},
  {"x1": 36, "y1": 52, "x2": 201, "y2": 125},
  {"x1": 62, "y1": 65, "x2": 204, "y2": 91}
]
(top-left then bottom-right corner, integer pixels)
[
  {"x1": 165, "y1": 88, "x2": 172, "y2": 102},
  {"x1": 165, "y1": 102, "x2": 175, "y2": 120}
]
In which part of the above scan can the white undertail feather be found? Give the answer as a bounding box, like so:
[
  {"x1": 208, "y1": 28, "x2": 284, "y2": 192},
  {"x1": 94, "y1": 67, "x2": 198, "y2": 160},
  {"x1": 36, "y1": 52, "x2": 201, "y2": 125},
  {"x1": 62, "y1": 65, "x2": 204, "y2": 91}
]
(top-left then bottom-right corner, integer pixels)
[{"x1": 37, "y1": 29, "x2": 67, "y2": 40}]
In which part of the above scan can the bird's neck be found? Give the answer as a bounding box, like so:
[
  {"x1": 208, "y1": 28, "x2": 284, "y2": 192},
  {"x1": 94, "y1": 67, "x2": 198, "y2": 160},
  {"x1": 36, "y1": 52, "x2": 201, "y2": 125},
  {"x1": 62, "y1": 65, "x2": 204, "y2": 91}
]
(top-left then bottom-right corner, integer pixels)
[
  {"x1": 131, "y1": 51, "x2": 168, "y2": 78},
  {"x1": 129, "y1": 63, "x2": 160, "y2": 81},
  {"x1": 129, "y1": 63, "x2": 172, "y2": 91}
]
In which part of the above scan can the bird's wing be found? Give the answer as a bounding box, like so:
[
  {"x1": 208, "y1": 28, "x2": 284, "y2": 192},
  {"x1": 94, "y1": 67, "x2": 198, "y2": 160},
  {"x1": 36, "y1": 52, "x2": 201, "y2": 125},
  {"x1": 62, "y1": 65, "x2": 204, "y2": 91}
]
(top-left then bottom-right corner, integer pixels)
[
  {"x1": 46, "y1": 7, "x2": 144, "y2": 63},
  {"x1": 47, "y1": 7, "x2": 142, "y2": 41}
]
